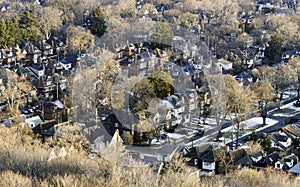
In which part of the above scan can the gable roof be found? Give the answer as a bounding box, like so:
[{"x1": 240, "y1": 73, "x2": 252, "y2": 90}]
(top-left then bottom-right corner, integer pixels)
[
  {"x1": 32, "y1": 119, "x2": 56, "y2": 136},
  {"x1": 272, "y1": 132, "x2": 289, "y2": 142},
  {"x1": 109, "y1": 129, "x2": 123, "y2": 147},
  {"x1": 282, "y1": 124, "x2": 300, "y2": 138},
  {"x1": 230, "y1": 148, "x2": 247, "y2": 163},
  {"x1": 250, "y1": 151, "x2": 265, "y2": 159},
  {"x1": 200, "y1": 149, "x2": 216, "y2": 162},
  {"x1": 265, "y1": 152, "x2": 280, "y2": 165},
  {"x1": 235, "y1": 155, "x2": 253, "y2": 166}
]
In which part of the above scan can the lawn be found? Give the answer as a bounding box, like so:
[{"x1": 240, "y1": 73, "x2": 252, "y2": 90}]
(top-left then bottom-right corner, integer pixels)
[{"x1": 270, "y1": 108, "x2": 295, "y2": 115}]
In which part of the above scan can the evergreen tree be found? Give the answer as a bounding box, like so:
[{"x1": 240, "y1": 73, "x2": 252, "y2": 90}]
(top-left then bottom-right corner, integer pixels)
[
  {"x1": 19, "y1": 7, "x2": 41, "y2": 43},
  {"x1": 90, "y1": 6, "x2": 107, "y2": 38},
  {"x1": 0, "y1": 18, "x2": 9, "y2": 48},
  {"x1": 0, "y1": 17, "x2": 21, "y2": 48},
  {"x1": 260, "y1": 135, "x2": 273, "y2": 154},
  {"x1": 10, "y1": 16, "x2": 21, "y2": 45},
  {"x1": 265, "y1": 32, "x2": 282, "y2": 64}
]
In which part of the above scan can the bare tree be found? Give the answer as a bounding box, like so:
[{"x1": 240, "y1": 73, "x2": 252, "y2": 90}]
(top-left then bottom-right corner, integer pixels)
[
  {"x1": 0, "y1": 70, "x2": 33, "y2": 120},
  {"x1": 66, "y1": 25, "x2": 95, "y2": 54},
  {"x1": 37, "y1": 6, "x2": 63, "y2": 40},
  {"x1": 224, "y1": 74, "x2": 257, "y2": 149}
]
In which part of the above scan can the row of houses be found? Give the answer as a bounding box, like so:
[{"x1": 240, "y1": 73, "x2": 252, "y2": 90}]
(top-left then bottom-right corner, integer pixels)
[{"x1": 183, "y1": 122, "x2": 300, "y2": 175}]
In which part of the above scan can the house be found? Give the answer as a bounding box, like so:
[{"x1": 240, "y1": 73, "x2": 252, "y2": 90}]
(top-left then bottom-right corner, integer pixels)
[
  {"x1": 34, "y1": 75, "x2": 56, "y2": 98},
  {"x1": 182, "y1": 146, "x2": 201, "y2": 167},
  {"x1": 271, "y1": 132, "x2": 292, "y2": 152},
  {"x1": 10, "y1": 65, "x2": 30, "y2": 81},
  {"x1": 47, "y1": 37, "x2": 66, "y2": 60},
  {"x1": 25, "y1": 115, "x2": 43, "y2": 128},
  {"x1": 2, "y1": 48, "x2": 16, "y2": 67},
  {"x1": 216, "y1": 58, "x2": 233, "y2": 71},
  {"x1": 235, "y1": 71, "x2": 255, "y2": 86},
  {"x1": 282, "y1": 50, "x2": 297, "y2": 62},
  {"x1": 32, "y1": 119, "x2": 56, "y2": 136},
  {"x1": 109, "y1": 129, "x2": 124, "y2": 149},
  {"x1": 235, "y1": 154, "x2": 253, "y2": 167},
  {"x1": 35, "y1": 40, "x2": 53, "y2": 57},
  {"x1": 275, "y1": 154, "x2": 299, "y2": 170},
  {"x1": 182, "y1": 142, "x2": 215, "y2": 170},
  {"x1": 65, "y1": 54, "x2": 81, "y2": 67},
  {"x1": 58, "y1": 60, "x2": 72, "y2": 70},
  {"x1": 281, "y1": 124, "x2": 300, "y2": 139},
  {"x1": 12, "y1": 44, "x2": 28, "y2": 65},
  {"x1": 22, "y1": 44, "x2": 42, "y2": 65},
  {"x1": 43, "y1": 100, "x2": 68, "y2": 123},
  {"x1": 0, "y1": 50, "x2": 4, "y2": 66},
  {"x1": 250, "y1": 151, "x2": 266, "y2": 167},
  {"x1": 160, "y1": 95, "x2": 185, "y2": 125},
  {"x1": 265, "y1": 152, "x2": 281, "y2": 166},
  {"x1": 230, "y1": 148, "x2": 248, "y2": 166},
  {"x1": 26, "y1": 64, "x2": 45, "y2": 78},
  {"x1": 200, "y1": 149, "x2": 217, "y2": 171}
]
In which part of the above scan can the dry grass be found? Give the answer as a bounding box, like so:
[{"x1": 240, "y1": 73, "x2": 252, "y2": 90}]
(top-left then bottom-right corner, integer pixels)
[{"x1": 1, "y1": 125, "x2": 300, "y2": 187}]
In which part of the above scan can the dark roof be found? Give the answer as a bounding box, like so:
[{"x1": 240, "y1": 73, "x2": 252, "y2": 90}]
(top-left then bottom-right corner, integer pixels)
[
  {"x1": 195, "y1": 143, "x2": 214, "y2": 159},
  {"x1": 183, "y1": 146, "x2": 198, "y2": 159},
  {"x1": 283, "y1": 154, "x2": 298, "y2": 162},
  {"x1": 283, "y1": 154, "x2": 298, "y2": 170},
  {"x1": 23, "y1": 44, "x2": 41, "y2": 54},
  {"x1": 272, "y1": 133, "x2": 289, "y2": 142},
  {"x1": 200, "y1": 149, "x2": 216, "y2": 162},
  {"x1": 32, "y1": 119, "x2": 56, "y2": 136},
  {"x1": 230, "y1": 148, "x2": 247, "y2": 163},
  {"x1": 235, "y1": 155, "x2": 253, "y2": 166},
  {"x1": 250, "y1": 151, "x2": 264, "y2": 159},
  {"x1": 265, "y1": 152, "x2": 280, "y2": 165},
  {"x1": 65, "y1": 54, "x2": 80, "y2": 64}
]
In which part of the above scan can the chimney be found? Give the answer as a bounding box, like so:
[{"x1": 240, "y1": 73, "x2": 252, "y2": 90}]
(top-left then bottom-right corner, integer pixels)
[{"x1": 128, "y1": 45, "x2": 132, "y2": 56}]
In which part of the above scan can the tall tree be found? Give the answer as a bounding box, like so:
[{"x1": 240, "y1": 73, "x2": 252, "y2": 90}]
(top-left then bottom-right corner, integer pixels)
[
  {"x1": 90, "y1": 6, "x2": 107, "y2": 38},
  {"x1": 224, "y1": 74, "x2": 257, "y2": 149},
  {"x1": 0, "y1": 19, "x2": 9, "y2": 48},
  {"x1": 8, "y1": 16, "x2": 21, "y2": 45},
  {"x1": 148, "y1": 66, "x2": 174, "y2": 98},
  {"x1": 19, "y1": 7, "x2": 41, "y2": 43},
  {"x1": 265, "y1": 32, "x2": 282, "y2": 64}
]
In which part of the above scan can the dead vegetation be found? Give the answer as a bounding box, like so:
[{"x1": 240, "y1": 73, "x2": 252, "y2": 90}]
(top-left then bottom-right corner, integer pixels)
[{"x1": 0, "y1": 125, "x2": 299, "y2": 187}]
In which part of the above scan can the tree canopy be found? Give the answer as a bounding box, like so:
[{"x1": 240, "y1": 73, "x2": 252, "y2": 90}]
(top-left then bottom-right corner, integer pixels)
[{"x1": 90, "y1": 6, "x2": 107, "y2": 38}]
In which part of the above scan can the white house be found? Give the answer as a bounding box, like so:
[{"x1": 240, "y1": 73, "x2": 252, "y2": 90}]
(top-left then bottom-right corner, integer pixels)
[
  {"x1": 58, "y1": 60, "x2": 72, "y2": 70},
  {"x1": 271, "y1": 132, "x2": 292, "y2": 151},
  {"x1": 25, "y1": 116, "x2": 42, "y2": 128},
  {"x1": 217, "y1": 58, "x2": 233, "y2": 71}
]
